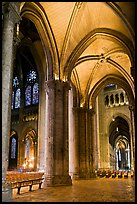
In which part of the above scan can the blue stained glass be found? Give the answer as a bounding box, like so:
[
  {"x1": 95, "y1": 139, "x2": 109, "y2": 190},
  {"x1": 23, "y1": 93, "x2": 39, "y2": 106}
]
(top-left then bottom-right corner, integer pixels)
[
  {"x1": 12, "y1": 91, "x2": 14, "y2": 109},
  {"x1": 27, "y1": 70, "x2": 37, "y2": 83},
  {"x1": 13, "y1": 76, "x2": 19, "y2": 87},
  {"x1": 11, "y1": 137, "x2": 16, "y2": 159},
  {"x1": 25, "y1": 85, "x2": 31, "y2": 106},
  {"x1": 15, "y1": 88, "x2": 21, "y2": 108},
  {"x1": 32, "y1": 83, "x2": 39, "y2": 104}
]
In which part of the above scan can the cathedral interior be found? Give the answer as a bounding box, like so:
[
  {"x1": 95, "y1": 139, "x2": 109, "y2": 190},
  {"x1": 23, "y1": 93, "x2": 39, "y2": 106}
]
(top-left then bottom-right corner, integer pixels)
[{"x1": 2, "y1": 2, "x2": 135, "y2": 202}]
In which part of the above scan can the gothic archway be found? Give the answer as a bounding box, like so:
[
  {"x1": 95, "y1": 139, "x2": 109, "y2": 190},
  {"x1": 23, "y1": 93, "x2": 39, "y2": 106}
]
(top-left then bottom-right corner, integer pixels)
[
  {"x1": 22, "y1": 129, "x2": 37, "y2": 171},
  {"x1": 8, "y1": 130, "x2": 18, "y2": 170},
  {"x1": 109, "y1": 116, "x2": 131, "y2": 171}
]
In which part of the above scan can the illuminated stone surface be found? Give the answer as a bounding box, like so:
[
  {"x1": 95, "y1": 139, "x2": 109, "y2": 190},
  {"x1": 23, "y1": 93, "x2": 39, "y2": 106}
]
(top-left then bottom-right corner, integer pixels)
[{"x1": 12, "y1": 178, "x2": 135, "y2": 202}]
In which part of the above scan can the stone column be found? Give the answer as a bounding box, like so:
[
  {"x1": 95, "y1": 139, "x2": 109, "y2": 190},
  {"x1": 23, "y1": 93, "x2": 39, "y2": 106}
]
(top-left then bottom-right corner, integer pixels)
[
  {"x1": 77, "y1": 107, "x2": 87, "y2": 178},
  {"x1": 87, "y1": 108, "x2": 96, "y2": 177},
  {"x1": 37, "y1": 79, "x2": 47, "y2": 172},
  {"x1": 44, "y1": 80, "x2": 72, "y2": 186},
  {"x1": 69, "y1": 107, "x2": 80, "y2": 179},
  {"x1": 2, "y1": 2, "x2": 21, "y2": 202},
  {"x1": 129, "y1": 105, "x2": 135, "y2": 172},
  {"x1": 88, "y1": 108, "x2": 97, "y2": 174},
  {"x1": 77, "y1": 107, "x2": 95, "y2": 178}
]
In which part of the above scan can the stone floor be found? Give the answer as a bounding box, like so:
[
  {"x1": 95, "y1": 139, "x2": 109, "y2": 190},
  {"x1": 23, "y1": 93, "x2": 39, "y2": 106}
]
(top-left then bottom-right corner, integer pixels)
[{"x1": 12, "y1": 177, "x2": 135, "y2": 202}]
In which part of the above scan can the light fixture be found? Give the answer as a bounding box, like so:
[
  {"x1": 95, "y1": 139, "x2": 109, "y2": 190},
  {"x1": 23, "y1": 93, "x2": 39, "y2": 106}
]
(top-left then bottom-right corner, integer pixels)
[{"x1": 112, "y1": 115, "x2": 115, "y2": 121}]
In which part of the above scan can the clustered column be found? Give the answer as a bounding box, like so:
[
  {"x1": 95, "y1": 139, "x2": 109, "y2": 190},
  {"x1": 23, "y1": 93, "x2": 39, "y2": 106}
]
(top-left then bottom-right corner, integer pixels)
[
  {"x1": 2, "y1": 2, "x2": 21, "y2": 202},
  {"x1": 70, "y1": 107, "x2": 96, "y2": 179},
  {"x1": 44, "y1": 79, "x2": 72, "y2": 186}
]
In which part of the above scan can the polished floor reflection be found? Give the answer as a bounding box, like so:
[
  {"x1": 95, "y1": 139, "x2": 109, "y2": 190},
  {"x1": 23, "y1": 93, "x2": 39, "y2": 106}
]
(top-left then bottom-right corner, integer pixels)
[{"x1": 12, "y1": 177, "x2": 135, "y2": 202}]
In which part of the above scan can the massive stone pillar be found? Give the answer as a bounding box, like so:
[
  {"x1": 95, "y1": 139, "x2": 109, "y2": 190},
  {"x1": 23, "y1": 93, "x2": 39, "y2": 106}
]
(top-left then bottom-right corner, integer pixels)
[
  {"x1": 74, "y1": 107, "x2": 95, "y2": 179},
  {"x1": 44, "y1": 80, "x2": 72, "y2": 186},
  {"x1": 2, "y1": 2, "x2": 21, "y2": 202}
]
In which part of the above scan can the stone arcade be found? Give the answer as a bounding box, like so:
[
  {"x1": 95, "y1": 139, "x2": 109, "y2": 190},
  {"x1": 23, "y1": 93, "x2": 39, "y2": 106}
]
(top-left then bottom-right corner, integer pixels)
[{"x1": 2, "y1": 2, "x2": 135, "y2": 202}]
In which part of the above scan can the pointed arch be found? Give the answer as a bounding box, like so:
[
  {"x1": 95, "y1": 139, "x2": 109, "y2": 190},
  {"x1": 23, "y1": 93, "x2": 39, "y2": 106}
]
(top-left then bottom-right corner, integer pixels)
[
  {"x1": 88, "y1": 75, "x2": 134, "y2": 109},
  {"x1": 20, "y1": 2, "x2": 59, "y2": 80}
]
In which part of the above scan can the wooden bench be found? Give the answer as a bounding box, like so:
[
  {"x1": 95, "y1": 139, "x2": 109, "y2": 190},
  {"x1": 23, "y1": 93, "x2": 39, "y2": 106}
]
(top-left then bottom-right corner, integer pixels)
[
  {"x1": 99, "y1": 170, "x2": 106, "y2": 178},
  {"x1": 118, "y1": 171, "x2": 123, "y2": 178},
  {"x1": 6, "y1": 171, "x2": 44, "y2": 194},
  {"x1": 112, "y1": 172, "x2": 116, "y2": 178},
  {"x1": 106, "y1": 171, "x2": 111, "y2": 178},
  {"x1": 130, "y1": 171, "x2": 134, "y2": 178},
  {"x1": 124, "y1": 171, "x2": 128, "y2": 178},
  {"x1": 11, "y1": 177, "x2": 44, "y2": 194}
]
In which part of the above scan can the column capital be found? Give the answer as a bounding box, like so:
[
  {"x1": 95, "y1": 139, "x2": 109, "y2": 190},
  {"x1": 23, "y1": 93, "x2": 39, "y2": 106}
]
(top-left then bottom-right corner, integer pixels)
[
  {"x1": 2, "y1": 2, "x2": 21, "y2": 25},
  {"x1": 63, "y1": 81, "x2": 71, "y2": 91},
  {"x1": 88, "y1": 107, "x2": 96, "y2": 114},
  {"x1": 45, "y1": 80, "x2": 71, "y2": 94}
]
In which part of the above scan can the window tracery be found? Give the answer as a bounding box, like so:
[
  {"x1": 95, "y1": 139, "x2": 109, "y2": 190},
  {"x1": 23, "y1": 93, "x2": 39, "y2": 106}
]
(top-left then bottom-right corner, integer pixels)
[{"x1": 25, "y1": 70, "x2": 39, "y2": 106}]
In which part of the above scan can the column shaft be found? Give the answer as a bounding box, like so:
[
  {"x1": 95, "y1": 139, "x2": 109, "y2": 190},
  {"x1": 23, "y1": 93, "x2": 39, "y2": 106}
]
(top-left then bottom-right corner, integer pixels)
[
  {"x1": 44, "y1": 80, "x2": 72, "y2": 186},
  {"x1": 69, "y1": 107, "x2": 80, "y2": 179},
  {"x1": 2, "y1": 3, "x2": 21, "y2": 202}
]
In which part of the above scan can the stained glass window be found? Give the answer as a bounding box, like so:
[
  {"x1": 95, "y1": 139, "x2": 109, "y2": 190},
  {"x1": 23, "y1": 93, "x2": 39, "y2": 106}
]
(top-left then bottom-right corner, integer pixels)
[
  {"x1": 13, "y1": 76, "x2": 19, "y2": 87},
  {"x1": 27, "y1": 70, "x2": 37, "y2": 83},
  {"x1": 11, "y1": 137, "x2": 16, "y2": 159},
  {"x1": 25, "y1": 70, "x2": 39, "y2": 106},
  {"x1": 32, "y1": 83, "x2": 39, "y2": 104},
  {"x1": 15, "y1": 88, "x2": 21, "y2": 108},
  {"x1": 11, "y1": 92, "x2": 14, "y2": 109},
  {"x1": 12, "y1": 76, "x2": 20, "y2": 109},
  {"x1": 25, "y1": 85, "x2": 31, "y2": 106}
]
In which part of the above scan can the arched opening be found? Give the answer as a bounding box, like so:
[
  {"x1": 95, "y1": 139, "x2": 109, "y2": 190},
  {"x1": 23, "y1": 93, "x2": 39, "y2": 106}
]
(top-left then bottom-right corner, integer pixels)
[
  {"x1": 8, "y1": 131, "x2": 18, "y2": 170},
  {"x1": 10, "y1": 17, "x2": 40, "y2": 171},
  {"x1": 22, "y1": 129, "x2": 37, "y2": 171},
  {"x1": 109, "y1": 116, "x2": 131, "y2": 171},
  {"x1": 88, "y1": 80, "x2": 132, "y2": 172}
]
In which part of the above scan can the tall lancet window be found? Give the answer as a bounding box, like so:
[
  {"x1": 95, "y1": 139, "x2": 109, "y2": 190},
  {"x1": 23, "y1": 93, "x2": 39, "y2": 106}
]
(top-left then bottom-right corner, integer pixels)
[
  {"x1": 11, "y1": 137, "x2": 17, "y2": 159},
  {"x1": 25, "y1": 70, "x2": 39, "y2": 106},
  {"x1": 32, "y1": 83, "x2": 39, "y2": 104},
  {"x1": 12, "y1": 76, "x2": 21, "y2": 109}
]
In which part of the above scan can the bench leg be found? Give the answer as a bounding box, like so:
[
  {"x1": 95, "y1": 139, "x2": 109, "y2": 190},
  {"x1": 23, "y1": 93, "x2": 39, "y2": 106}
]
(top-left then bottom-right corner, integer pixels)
[
  {"x1": 29, "y1": 185, "x2": 32, "y2": 191},
  {"x1": 17, "y1": 187, "x2": 21, "y2": 194},
  {"x1": 39, "y1": 183, "x2": 42, "y2": 189}
]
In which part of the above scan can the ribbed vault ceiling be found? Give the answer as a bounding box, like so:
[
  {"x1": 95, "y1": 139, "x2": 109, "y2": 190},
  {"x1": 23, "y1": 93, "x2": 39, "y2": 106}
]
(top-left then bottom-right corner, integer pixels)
[{"x1": 21, "y1": 2, "x2": 135, "y2": 101}]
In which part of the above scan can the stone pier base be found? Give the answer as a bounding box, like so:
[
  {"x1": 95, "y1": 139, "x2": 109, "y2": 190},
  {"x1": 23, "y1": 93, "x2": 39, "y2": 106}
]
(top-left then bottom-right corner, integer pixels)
[
  {"x1": 2, "y1": 181, "x2": 12, "y2": 202},
  {"x1": 43, "y1": 175, "x2": 72, "y2": 187},
  {"x1": 69, "y1": 173, "x2": 80, "y2": 180},
  {"x1": 79, "y1": 170, "x2": 97, "y2": 179}
]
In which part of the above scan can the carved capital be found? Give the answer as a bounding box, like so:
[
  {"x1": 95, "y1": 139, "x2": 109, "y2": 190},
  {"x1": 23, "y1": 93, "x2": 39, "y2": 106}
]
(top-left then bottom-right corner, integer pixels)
[
  {"x1": 2, "y1": 2, "x2": 21, "y2": 25},
  {"x1": 63, "y1": 81, "x2": 71, "y2": 91},
  {"x1": 45, "y1": 80, "x2": 56, "y2": 94},
  {"x1": 45, "y1": 80, "x2": 71, "y2": 94}
]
